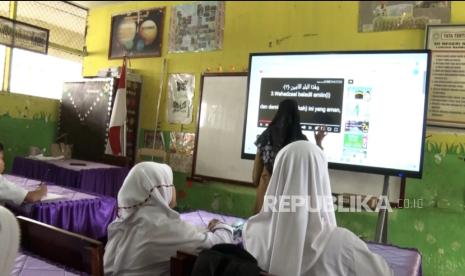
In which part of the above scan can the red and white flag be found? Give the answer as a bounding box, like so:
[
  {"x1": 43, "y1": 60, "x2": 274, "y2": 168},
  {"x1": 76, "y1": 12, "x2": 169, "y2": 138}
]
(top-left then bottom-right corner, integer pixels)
[{"x1": 106, "y1": 62, "x2": 127, "y2": 156}]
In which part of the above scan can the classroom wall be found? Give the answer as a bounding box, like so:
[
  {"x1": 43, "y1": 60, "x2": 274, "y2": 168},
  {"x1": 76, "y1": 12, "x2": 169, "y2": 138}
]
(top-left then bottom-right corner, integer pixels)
[
  {"x1": 84, "y1": 1, "x2": 465, "y2": 275},
  {"x1": 0, "y1": 93, "x2": 58, "y2": 171},
  {"x1": 84, "y1": 1, "x2": 465, "y2": 132}
]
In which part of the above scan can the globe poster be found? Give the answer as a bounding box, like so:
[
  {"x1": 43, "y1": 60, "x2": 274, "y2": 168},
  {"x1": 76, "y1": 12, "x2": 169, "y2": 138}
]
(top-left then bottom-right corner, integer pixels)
[{"x1": 109, "y1": 8, "x2": 165, "y2": 59}]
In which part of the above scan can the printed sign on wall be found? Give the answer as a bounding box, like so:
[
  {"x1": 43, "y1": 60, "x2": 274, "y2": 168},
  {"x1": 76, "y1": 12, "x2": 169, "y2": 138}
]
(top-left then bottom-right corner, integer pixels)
[
  {"x1": 0, "y1": 16, "x2": 49, "y2": 54},
  {"x1": 167, "y1": 74, "x2": 195, "y2": 124}
]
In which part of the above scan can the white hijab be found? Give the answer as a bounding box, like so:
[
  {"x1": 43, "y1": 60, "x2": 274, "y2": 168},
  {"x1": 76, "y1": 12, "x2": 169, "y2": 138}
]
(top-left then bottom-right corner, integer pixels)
[
  {"x1": 0, "y1": 206, "x2": 20, "y2": 275},
  {"x1": 104, "y1": 162, "x2": 225, "y2": 276},
  {"x1": 243, "y1": 140, "x2": 337, "y2": 276}
]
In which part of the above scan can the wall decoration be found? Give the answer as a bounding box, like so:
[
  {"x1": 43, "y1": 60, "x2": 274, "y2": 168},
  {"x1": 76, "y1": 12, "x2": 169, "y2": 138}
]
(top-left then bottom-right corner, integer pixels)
[
  {"x1": 169, "y1": 132, "x2": 195, "y2": 174},
  {"x1": 167, "y1": 73, "x2": 195, "y2": 124},
  {"x1": 121, "y1": 72, "x2": 143, "y2": 160},
  {"x1": 359, "y1": 1, "x2": 450, "y2": 32},
  {"x1": 109, "y1": 8, "x2": 164, "y2": 59},
  {"x1": 143, "y1": 130, "x2": 165, "y2": 150},
  {"x1": 425, "y1": 24, "x2": 465, "y2": 128},
  {"x1": 169, "y1": 132, "x2": 195, "y2": 155},
  {"x1": 169, "y1": 1, "x2": 225, "y2": 53},
  {"x1": 59, "y1": 78, "x2": 114, "y2": 161}
]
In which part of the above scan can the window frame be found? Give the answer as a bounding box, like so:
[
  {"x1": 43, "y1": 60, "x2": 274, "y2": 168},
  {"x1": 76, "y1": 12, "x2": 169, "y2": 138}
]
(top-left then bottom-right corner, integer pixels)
[{"x1": 0, "y1": 1, "x2": 88, "y2": 98}]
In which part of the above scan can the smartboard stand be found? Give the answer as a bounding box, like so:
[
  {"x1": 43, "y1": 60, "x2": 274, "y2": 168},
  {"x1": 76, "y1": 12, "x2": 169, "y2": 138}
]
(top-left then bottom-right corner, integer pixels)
[{"x1": 374, "y1": 175, "x2": 390, "y2": 244}]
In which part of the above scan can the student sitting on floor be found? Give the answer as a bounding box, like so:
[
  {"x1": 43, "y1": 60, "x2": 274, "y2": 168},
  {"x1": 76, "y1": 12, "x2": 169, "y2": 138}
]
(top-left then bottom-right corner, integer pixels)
[
  {"x1": 104, "y1": 162, "x2": 234, "y2": 276},
  {"x1": 0, "y1": 143, "x2": 47, "y2": 205},
  {"x1": 243, "y1": 141, "x2": 393, "y2": 276}
]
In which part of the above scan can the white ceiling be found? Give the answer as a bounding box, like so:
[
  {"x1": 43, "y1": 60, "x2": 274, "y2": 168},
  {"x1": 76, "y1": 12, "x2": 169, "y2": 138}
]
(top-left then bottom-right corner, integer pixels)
[{"x1": 70, "y1": 1, "x2": 128, "y2": 9}]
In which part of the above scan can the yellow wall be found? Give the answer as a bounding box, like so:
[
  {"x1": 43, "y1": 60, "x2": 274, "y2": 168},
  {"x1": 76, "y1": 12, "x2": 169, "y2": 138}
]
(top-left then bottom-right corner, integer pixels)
[
  {"x1": 84, "y1": 1, "x2": 465, "y2": 133},
  {"x1": 0, "y1": 92, "x2": 59, "y2": 121}
]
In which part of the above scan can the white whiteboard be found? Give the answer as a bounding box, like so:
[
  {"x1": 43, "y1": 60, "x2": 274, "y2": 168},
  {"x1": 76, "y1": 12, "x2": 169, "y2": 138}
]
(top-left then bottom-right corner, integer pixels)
[
  {"x1": 194, "y1": 73, "x2": 254, "y2": 184},
  {"x1": 193, "y1": 74, "x2": 402, "y2": 202}
]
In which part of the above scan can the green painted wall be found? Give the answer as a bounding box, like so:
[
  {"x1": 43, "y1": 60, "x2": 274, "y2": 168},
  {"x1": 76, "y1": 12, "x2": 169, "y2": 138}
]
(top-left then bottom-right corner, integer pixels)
[{"x1": 0, "y1": 93, "x2": 58, "y2": 172}]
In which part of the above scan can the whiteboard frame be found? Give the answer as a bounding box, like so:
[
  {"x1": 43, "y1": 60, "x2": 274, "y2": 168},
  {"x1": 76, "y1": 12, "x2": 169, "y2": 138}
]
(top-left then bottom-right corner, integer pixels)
[{"x1": 192, "y1": 72, "x2": 253, "y2": 186}]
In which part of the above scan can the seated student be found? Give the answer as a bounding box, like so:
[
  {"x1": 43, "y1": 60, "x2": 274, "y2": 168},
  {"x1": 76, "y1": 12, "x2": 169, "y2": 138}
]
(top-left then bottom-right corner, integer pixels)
[
  {"x1": 0, "y1": 143, "x2": 47, "y2": 205},
  {"x1": 0, "y1": 205, "x2": 20, "y2": 275},
  {"x1": 104, "y1": 162, "x2": 234, "y2": 276},
  {"x1": 242, "y1": 141, "x2": 393, "y2": 276}
]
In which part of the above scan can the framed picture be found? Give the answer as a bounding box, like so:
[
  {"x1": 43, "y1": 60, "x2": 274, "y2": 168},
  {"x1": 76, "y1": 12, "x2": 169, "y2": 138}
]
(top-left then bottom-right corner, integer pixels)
[
  {"x1": 109, "y1": 7, "x2": 165, "y2": 59},
  {"x1": 0, "y1": 16, "x2": 49, "y2": 54}
]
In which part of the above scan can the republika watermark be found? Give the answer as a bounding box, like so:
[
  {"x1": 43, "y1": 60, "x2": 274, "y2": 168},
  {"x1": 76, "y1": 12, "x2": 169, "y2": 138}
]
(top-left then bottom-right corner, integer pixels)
[{"x1": 263, "y1": 195, "x2": 423, "y2": 213}]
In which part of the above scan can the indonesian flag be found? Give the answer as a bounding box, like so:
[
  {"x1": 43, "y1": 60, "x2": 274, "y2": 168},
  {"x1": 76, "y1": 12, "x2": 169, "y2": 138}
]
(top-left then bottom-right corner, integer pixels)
[{"x1": 106, "y1": 63, "x2": 127, "y2": 156}]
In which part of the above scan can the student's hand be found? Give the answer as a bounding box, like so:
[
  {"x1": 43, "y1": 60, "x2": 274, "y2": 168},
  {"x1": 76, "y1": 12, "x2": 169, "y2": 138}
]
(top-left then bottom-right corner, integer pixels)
[
  {"x1": 314, "y1": 126, "x2": 327, "y2": 150},
  {"x1": 25, "y1": 185, "x2": 48, "y2": 203},
  {"x1": 208, "y1": 219, "x2": 220, "y2": 231},
  {"x1": 0, "y1": 159, "x2": 4, "y2": 174},
  {"x1": 36, "y1": 184, "x2": 47, "y2": 198}
]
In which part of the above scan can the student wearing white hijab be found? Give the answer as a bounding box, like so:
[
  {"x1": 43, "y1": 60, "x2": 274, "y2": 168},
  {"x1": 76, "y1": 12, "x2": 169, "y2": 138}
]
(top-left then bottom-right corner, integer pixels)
[
  {"x1": 0, "y1": 206, "x2": 20, "y2": 275},
  {"x1": 104, "y1": 162, "x2": 234, "y2": 276},
  {"x1": 243, "y1": 141, "x2": 392, "y2": 276}
]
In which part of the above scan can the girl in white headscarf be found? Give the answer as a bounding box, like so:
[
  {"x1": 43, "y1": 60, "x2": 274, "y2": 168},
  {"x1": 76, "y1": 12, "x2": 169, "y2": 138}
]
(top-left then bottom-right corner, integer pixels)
[
  {"x1": 104, "y1": 162, "x2": 234, "y2": 276},
  {"x1": 0, "y1": 206, "x2": 20, "y2": 275},
  {"x1": 243, "y1": 141, "x2": 392, "y2": 276}
]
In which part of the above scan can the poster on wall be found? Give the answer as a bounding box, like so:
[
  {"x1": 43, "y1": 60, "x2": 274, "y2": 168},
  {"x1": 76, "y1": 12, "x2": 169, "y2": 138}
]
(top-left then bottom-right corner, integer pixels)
[
  {"x1": 426, "y1": 24, "x2": 465, "y2": 128},
  {"x1": 359, "y1": 1, "x2": 450, "y2": 32},
  {"x1": 169, "y1": 1, "x2": 225, "y2": 53},
  {"x1": 109, "y1": 8, "x2": 164, "y2": 59},
  {"x1": 169, "y1": 132, "x2": 195, "y2": 174},
  {"x1": 169, "y1": 132, "x2": 195, "y2": 155},
  {"x1": 143, "y1": 130, "x2": 165, "y2": 150},
  {"x1": 167, "y1": 74, "x2": 195, "y2": 124}
]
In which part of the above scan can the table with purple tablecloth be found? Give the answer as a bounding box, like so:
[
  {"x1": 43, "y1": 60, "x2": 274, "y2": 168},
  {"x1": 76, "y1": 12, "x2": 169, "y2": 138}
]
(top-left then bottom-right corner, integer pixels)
[
  {"x1": 12, "y1": 156, "x2": 129, "y2": 197},
  {"x1": 4, "y1": 174, "x2": 116, "y2": 240},
  {"x1": 180, "y1": 210, "x2": 422, "y2": 276},
  {"x1": 180, "y1": 209, "x2": 245, "y2": 228}
]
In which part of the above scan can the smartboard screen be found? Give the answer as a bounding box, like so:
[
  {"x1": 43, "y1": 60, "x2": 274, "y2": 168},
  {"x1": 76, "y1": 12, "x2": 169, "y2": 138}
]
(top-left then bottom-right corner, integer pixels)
[{"x1": 242, "y1": 51, "x2": 430, "y2": 178}]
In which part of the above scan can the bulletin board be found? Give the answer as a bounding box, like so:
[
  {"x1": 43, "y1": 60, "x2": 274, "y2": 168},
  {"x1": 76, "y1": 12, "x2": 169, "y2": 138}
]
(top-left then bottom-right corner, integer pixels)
[
  {"x1": 59, "y1": 78, "x2": 115, "y2": 161},
  {"x1": 193, "y1": 73, "x2": 404, "y2": 204}
]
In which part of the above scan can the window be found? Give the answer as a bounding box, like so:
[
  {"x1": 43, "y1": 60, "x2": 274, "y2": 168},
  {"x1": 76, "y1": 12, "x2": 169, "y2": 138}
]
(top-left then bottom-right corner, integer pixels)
[
  {"x1": 2, "y1": 1, "x2": 87, "y2": 99},
  {"x1": 15, "y1": 1, "x2": 87, "y2": 61},
  {"x1": 10, "y1": 48, "x2": 82, "y2": 99},
  {"x1": 0, "y1": 1, "x2": 8, "y2": 90},
  {"x1": 0, "y1": 46, "x2": 5, "y2": 90}
]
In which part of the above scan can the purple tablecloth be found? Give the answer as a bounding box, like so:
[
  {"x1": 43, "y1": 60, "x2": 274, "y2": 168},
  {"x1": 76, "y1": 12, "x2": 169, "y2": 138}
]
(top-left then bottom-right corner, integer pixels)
[
  {"x1": 12, "y1": 251, "x2": 84, "y2": 276},
  {"x1": 12, "y1": 156, "x2": 129, "y2": 197},
  {"x1": 180, "y1": 210, "x2": 245, "y2": 229},
  {"x1": 368, "y1": 242, "x2": 422, "y2": 276},
  {"x1": 180, "y1": 210, "x2": 422, "y2": 276},
  {"x1": 4, "y1": 174, "x2": 116, "y2": 239}
]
